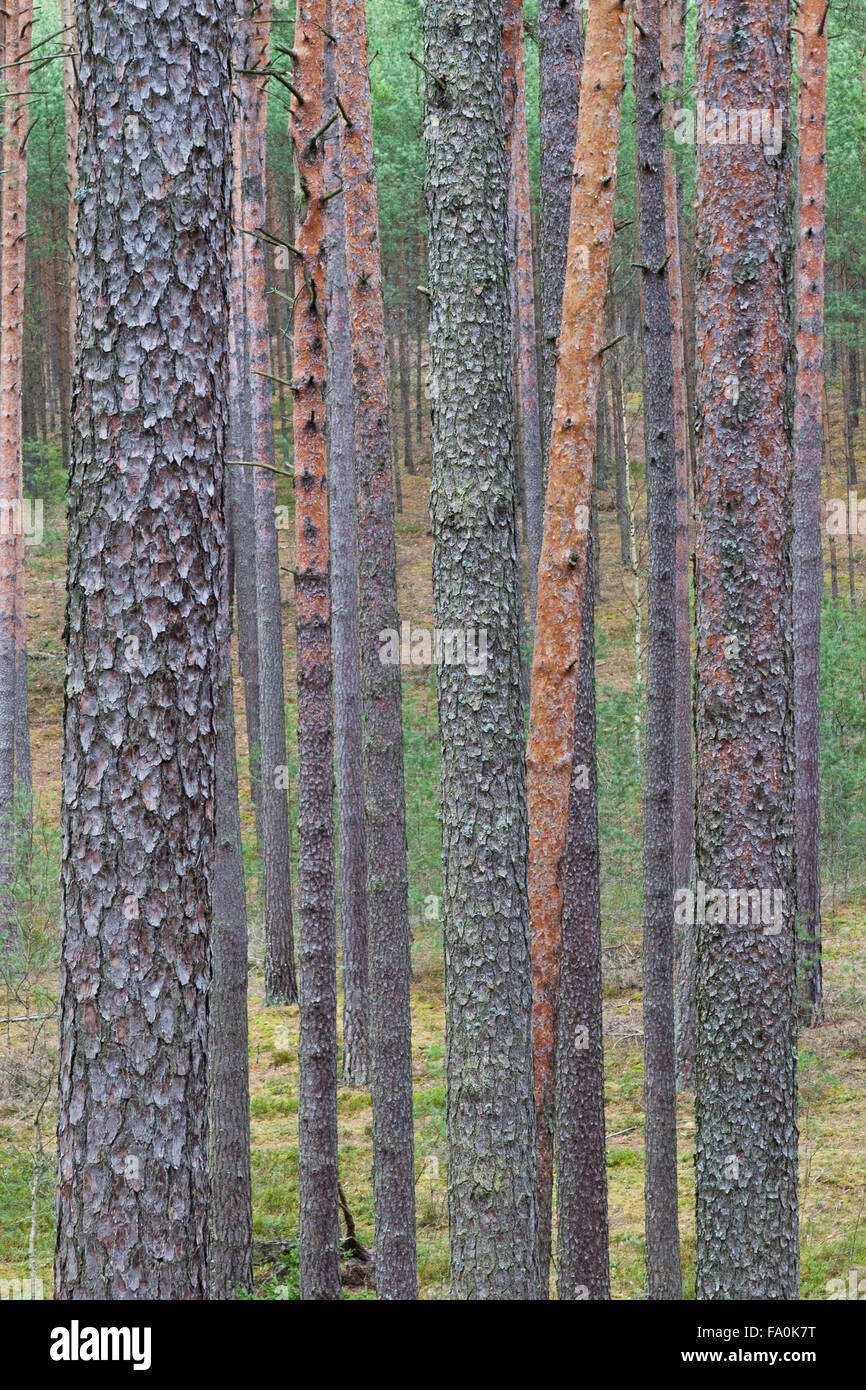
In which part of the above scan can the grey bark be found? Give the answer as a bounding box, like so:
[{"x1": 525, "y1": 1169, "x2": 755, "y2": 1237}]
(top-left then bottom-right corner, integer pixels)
[
  {"x1": 325, "y1": 31, "x2": 369, "y2": 1090},
  {"x1": 634, "y1": 0, "x2": 682, "y2": 1301},
  {"x1": 208, "y1": 526, "x2": 253, "y2": 1300},
  {"x1": 693, "y1": 0, "x2": 799, "y2": 1301},
  {"x1": 424, "y1": 0, "x2": 538, "y2": 1300},
  {"x1": 555, "y1": 540, "x2": 609, "y2": 1300},
  {"x1": 55, "y1": 0, "x2": 233, "y2": 1299},
  {"x1": 538, "y1": 0, "x2": 584, "y2": 473}
]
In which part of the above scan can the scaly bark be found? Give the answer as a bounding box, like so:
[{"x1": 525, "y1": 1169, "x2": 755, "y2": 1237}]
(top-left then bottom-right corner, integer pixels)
[
  {"x1": 208, "y1": 526, "x2": 253, "y2": 1300},
  {"x1": 504, "y1": 0, "x2": 544, "y2": 623},
  {"x1": 538, "y1": 0, "x2": 584, "y2": 472},
  {"x1": 60, "y1": 0, "x2": 78, "y2": 369},
  {"x1": 337, "y1": 0, "x2": 417, "y2": 1299},
  {"x1": 555, "y1": 539, "x2": 610, "y2": 1300},
  {"x1": 424, "y1": 0, "x2": 538, "y2": 1300},
  {"x1": 634, "y1": 0, "x2": 682, "y2": 1300},
  {"x1": 290, "y1": 2, "x2": 341, "y2": 1302},
  {"x1": 526, "y1": 0, "x2": 628, "y2": 1294},
  {"x1": 794, "y1": 0, "x2": 827, "y2": 1029},
  {"x1": 325, "y1": 20, "x2": 370, "y2": 1090},
  {"x1": 55, "y1": 0, "x2": 232, "y2": 1298},
  {"x1": 693, "y1": 0, "x2": 798, "y2": 1301}
]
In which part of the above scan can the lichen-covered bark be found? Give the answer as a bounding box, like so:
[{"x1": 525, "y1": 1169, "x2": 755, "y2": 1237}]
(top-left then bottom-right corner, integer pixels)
[
  {"x1": 555, "y1": 541, "x2": 609, "y2": 1300},
  {"x1": 659, "y1": 0, "x2": 697, "y2": 1090},
  {"x1": 290, "y1": 2, "x2": 341, "y2": 1302},
  {"x1": 55, "y1": 0, "x2": 233, "y2": 1299},
  {"x1": 424, "y1": 0, "x2": 538, "y2": 1300},
  {"x1": 0, "y1": 0, "x2": 31, "y2": 957},
  {"x1": 504, "y1": 0, "x2": 544, "y2": 622},
  {"x1": 208, "y1": 531, "x2": 253, "y2": 1300},
  {"x1": 693, "y1": 0, "x2": 798, "y2": 1301},
  {"x1": 793, "y1": 0, "x2": 827, "y2": 1028},
  {"x1": 336, "y1": 0, "x2": 417, "y2": 1300},
  {"x1": 526, "y1": 0, "x2": 627, "y2": 1293},
  {"x1": 324, "y1": 41, "x2": 369, "y2": 1091},
  {"x1": 231, "y1": 0, "x2": 297, "y2": 1006},
  {"x1": 634, "y1": 0, "x2": 682, "y2": 1301},
  {"x1": 538, "y1": 0, "x2": 584, "y2": 473}
]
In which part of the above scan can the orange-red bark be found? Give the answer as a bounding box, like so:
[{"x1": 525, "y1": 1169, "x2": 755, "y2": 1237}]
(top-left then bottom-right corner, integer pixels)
[{"x1": 527, "y1": 0, "x2": 628, "y2": 1280}]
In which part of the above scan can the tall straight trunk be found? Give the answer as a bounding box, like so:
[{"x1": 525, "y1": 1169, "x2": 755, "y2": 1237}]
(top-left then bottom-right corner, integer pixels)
[
  {"x1": 397, "y1": 254, "x2": 415, "y2": 475},
  {"x1": 526, "y1": 0, "x2": 627, "y2": 1295},
  {"x1": 424, "y1": 0, "x2": 538, "y2": 1301},
  {"x1": 289, "y1": 3, "x2": 341, "y2": 1302},
  {"x1": 555, "y1": 536, "x2": 609, "y2": 1300},
  {"x1": 538, "y1": 0, "x2": 584, "y2": 474},
  {"x1": 232, "y1": 0, "x2": 297, "y2": 1006},
  {"x1": 228, "y1": 112, "x2": 263, "y2": 859},
  {"x1": 208, "y1": 527, "x2": 253, "y2": 1300},
  {"x1": 840, "y1": 318, "x2": 857, "y2": 603},
  {"x1": 0, "y1": 0, "x2": 31, "y2": 957},
  {"x1": 504, "y1": 0, "x2": 544, "y2": 625},
  {"x1": 337, "y1": 0, "x2": 417, "y2": 1299},
  {"x1": 267, "y1": 184, "x2": 289, "y2": 445},
  {"x1": 794, "y1": 0, "x2": 827, "y2": 1029},
  {"x1": 823, "y1": 383, "x2": 839, "y2": 604},
  {"x1": 61, "y1": 0, "x2": 78, "y2": 371},
  {"x1": 611, "y1": 355, "x2": 631, "y2": 565},
  {"x1": 55, "y1": 0, "x2": 232, "y2": 1298},
  {"x1": 693, "y1": 0, "x2": 798, "y2": 1300},
  {"x1": 660, "y1": 0, "x2": 696, "y2": 1091},
  {"x1": 326, "y1": 17, "x2": 370, "y2": 1092},
  {"x1": 634, "y1": 0, "x2": 682, "y2": 1301},
  {"x1": 415, "y1": 228, "x2": 425, "y2": 444}
]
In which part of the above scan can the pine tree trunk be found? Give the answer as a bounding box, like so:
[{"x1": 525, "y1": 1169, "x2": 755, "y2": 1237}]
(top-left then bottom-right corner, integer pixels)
[
  {"x1": 424, "y1": 0, "x2": 538, "y2": 1300},
  {"x1": 337, "y1": 0, "x2": 417, "y2": 1298},
  {"x1": 325, "y1": 22, "x2": 370, "y2": 1091},
  {"x1": 504, "y1": 0, "x2": 544, "y2": 625},
  {"x1": 538, "y1": 0, "x2": 583, "y2": 473},
  {"x1": 634, "y1": 0, "x2": 682, "y2": 1300},
  {"x1": 55, "y1": 0, "x2": 233, "y2": 1298},
  {"x1": 794, "y1": 0, "x2": 827, "y2": 1029},
  {"x1": 290, "y1": 3, "x2": 341, "y2": 1302},
  {"x1": 232, "y1": 0, "x2": 297, "y2": 1006},
  {"x1": 555, "y1": 538, "x2": 610, "y2": 1300},
  {"x1": 693, "y1": 0, "x2": 799, "y2": 1301},
  {"x1": 208, "y1": 526, "x2": 253, "y2": 1300},
  {"x1": 61, "y1": 0, "x2": 78, "y2": 370},
  {"x1": 527, "y1": 0, "x2": 628, "y2": 1295},
  {"x1": 0, "y1": 0, "x2": 31, "y2": 958}
]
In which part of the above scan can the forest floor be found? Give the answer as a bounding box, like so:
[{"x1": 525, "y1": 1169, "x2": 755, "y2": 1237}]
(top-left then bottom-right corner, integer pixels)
[{"x1": 1, "y1": 393, "x2": 865, "y2": 1299}]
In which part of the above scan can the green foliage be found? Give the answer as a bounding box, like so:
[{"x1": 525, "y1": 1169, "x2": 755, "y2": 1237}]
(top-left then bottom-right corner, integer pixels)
[{"x1": 821, "y1": 597, "x2": 866, "y2": 896}]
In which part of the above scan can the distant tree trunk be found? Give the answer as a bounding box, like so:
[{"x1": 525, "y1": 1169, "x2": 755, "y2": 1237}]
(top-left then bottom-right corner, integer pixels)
[
  {"x1": 794, "y1": 0, "x2": 827, "y2": 1029},
  {"x1": 415, "y1": 229, "x2": 425, "y2": 444},
  {"x1": 823, "y1": 383, "x2": 839, "y2": 604},
  {"x1": 693, "y1": 0, "x2": 798, "y2": 1301},
  {"x1": 325, "y1": 20, "x2": 370, "y2": 1091},
  {"x1": 290, "y1": 3, "x2": 341, "y2": 1302},
  {"x1": 610, "y1": 349, "x2": 631, "y2": 565},
  {"x1": 267, "y1": 184, "x2": 289, "y2": 445},
  {"x1": 61, "y1": 0, "x2": 78, "y2": 370},
  {"x1": 398, "y1": 253, "x2": 415, "y2": 475},
  {"x1": 538, "y1": 0, "x2": 583, "y2": 474},
  {"x1": 231, "y1": 0, "x2": 297, "y2": 1006},
  {"x1": 337, "y1": 0, "x2": 417, "y2": 1299},
  {"x1": 527, "y1": 0, "x2": 628, "y2": 1296},
  {"x1": 841, "y1": 319, "x2": 857, "y2": 603},
  {"x1": 504, "y1": 0, "x2": 544, "y2": 627},
  {"x1": 0, "y1": 0, "x2": 31, "y2": 957},
  {"x1": 55, "y1": 0, "x2": 233, "y2": 1298},
  {"x1": 208, "y1": 525, "x2": 253, "y2": 1301},
  {"x1": 424, "y1": 0, "x2": 538, "y2": 1301},
  {"x1": 634, "y1": 0, "x2": 682, "y2": 1301},
  {"x1": 555, "y1": 538, "x2": 609, "y2": 1300}
]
